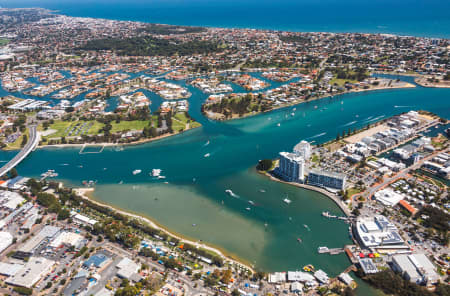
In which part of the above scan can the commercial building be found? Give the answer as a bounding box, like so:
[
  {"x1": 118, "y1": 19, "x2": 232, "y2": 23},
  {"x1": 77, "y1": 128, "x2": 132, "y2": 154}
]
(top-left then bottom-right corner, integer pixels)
[
  {"x1": 307, "y1": 169, "x2": 346, "y2": 190},
  {"x1": 71, "y1": 211, "x2": 98, "y2": 227},
  {"x1": 6, "y1": 257, "x2": 55, "y2": 288},
  {"x1": 49, "y1": 231, "x2": 85, "y2": 249},
  {"x1": 392, "y1": 253, "x2": 439, "y2": 284},
  {"x1": 0, "y1": 190, "x2": 25, "y2": 210},
  {"x1": 0, "y1": 262, "x2": 23, "y2": 277},
  {"x1": 338, "y1": 273, "x2": 354, "y2": 286},
  {"x1": 268, "y1": 272, "x2": 286, "y2": 283},
  {"x1": 278, "y1": 152, "x2": 305, "y2": 183},
  {"x1": 398, "y1": 200, "x2": 418, "y2": 215},
  {"x1": 375, "y1": 189, "x2": 404, "y2": 207},
  {"x1": 355, "y1": 215, "x2": 405, "y2": 249},
  {"x1": 116, "y1": 257, "x2": 141, "y2": 281},
  {"x1": 83, "y1": 253, "x2": 110, "y2": 269},
  {"x1": 359, "y1": 258, "x2": 378, "y2": 274},
  {"x1": 14, "y1": 225, "x2": 60, "y2": 259},
  {"x1": 0, "y1": 231, "x2": 13, "y2": 254},
  {"x1": 313, "y1": 270, "x2": 329, "y2": 284},
  {"x1": 287, "y1": 271, "x2": 315, "y2": 283}
]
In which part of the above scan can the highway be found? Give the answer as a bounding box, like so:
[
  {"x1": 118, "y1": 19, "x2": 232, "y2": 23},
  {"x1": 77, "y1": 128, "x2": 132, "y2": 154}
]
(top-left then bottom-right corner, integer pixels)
[{"x1": 0, "y1": 125, "x2": 39, "y2": 177}]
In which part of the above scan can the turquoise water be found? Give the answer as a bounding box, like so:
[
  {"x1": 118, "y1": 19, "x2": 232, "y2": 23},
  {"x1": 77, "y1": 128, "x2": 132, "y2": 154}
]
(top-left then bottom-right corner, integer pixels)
[
  {"x1": 2, "y1": 0, "x2": 450, "y2": 38},
  {"x1": 0, "y1": 75, "x2": 448, "y2": 296},
  {"x1": 0, "y1": 79, "x2": 447, "y2": 274}
]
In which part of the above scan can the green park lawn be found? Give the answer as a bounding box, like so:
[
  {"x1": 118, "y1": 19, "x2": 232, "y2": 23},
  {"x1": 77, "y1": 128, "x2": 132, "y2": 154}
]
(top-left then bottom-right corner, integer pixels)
[{"x1": 110, "y1": 120, "x2": 150, "y2": 133}]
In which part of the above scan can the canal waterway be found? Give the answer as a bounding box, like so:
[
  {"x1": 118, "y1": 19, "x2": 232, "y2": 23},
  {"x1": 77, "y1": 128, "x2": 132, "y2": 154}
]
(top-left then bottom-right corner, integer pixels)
[{"x1": 0, "y1": 74, "x2": 449, "y2": 296}]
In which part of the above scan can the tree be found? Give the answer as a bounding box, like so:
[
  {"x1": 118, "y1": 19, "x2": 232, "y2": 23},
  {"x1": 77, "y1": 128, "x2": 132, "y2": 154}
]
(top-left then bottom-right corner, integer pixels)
[
  {"x1": 57, "y1": 209, "x2": 71, "y2": 220},
  {"x1": 20, "y1": 134, "x2": 28, "y2": 147},
  {"x1": 256, "y1": 159, "x2": 273, "y2": 171},
  {"x1": 9, "y1": 168, "x2": 18, "y2": 178}
]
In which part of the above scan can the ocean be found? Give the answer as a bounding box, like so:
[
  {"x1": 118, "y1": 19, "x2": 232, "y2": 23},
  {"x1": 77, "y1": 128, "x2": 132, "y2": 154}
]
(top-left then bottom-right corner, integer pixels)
[{"x1": 2, "y1": 0, "x2": 450, "y2": 38}]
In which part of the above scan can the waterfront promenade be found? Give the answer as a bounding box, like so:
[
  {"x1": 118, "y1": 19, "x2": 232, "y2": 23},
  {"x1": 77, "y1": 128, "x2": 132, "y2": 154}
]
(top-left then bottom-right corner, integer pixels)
[{"x1": 0, "y1": 125, "x2": 39, "y2": 177}]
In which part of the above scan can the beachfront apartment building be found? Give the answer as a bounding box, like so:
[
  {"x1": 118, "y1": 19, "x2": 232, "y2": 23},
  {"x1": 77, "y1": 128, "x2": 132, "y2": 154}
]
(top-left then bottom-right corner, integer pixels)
[
  {"x1": 278, "y1": 152, "x2": 305, "y2": 183},
  {"x1": 307, "y1": 169, "x2": 346, "y2": 190},
  {"x1": 293, "y1": 140, "x2": 311, "y2": 160}
]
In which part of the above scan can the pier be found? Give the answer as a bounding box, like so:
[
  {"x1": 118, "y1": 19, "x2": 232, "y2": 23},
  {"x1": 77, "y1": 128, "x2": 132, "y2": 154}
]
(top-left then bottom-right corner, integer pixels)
[
  {"x1": 0, "y1": 125, "x2": 39, "y2": 177},
  {"x1": 79, "y1": 144, "x2": 105, "y2": 154}
]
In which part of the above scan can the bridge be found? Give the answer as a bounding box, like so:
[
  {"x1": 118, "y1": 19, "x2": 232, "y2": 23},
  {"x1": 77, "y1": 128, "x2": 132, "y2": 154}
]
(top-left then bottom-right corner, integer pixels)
[{"x1": 0, "y1": 125, "x2": 39, "y2": 177}]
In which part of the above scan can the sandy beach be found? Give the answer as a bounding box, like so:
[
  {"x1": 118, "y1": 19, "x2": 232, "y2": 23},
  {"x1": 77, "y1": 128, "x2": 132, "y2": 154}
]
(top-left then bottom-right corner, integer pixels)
[{"x1": 74, "y1": 187, "x2": 255, "y2": 273}]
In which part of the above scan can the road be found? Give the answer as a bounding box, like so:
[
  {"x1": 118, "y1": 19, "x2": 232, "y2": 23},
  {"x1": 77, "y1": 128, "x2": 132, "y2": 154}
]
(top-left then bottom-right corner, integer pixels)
[
  {"x1": 0, "y1": 125, "x2": 39, "y2": 177},
  {"x1": 358, "y1": 146, "x2": 449, "y2": 201}
]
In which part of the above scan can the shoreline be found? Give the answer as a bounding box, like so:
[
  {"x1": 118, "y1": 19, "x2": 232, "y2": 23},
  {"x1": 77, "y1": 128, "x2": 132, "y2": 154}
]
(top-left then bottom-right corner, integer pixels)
[
  {"x1": 35, "y1": 8, "x2": 450, "y2": 39},
  {"x1": 74, "y1": 187, "x2": 256, "y2": 273},
  {"x1": 34, "y1": 125, "x2": 201, "y2": 149},
  {"x1": 205, "y1": 82, "x2": 416, "y2": 123},
  {"x1": 414, "y1": 77, "x2": 450, "y2": 88},
  {"x1": 260, "y1": 171, "x2": 351, "y2": 217}
]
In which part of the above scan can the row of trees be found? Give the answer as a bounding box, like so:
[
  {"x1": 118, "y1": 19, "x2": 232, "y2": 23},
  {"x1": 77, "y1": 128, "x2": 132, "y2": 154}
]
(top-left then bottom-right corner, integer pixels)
[
  {"x1": 80, "y1": 37, "x2": 224, "y2": 57},
  {"x1": 361, "y1": 270, "x2": 449, "y2": 296},
  {"x1": 202, "y1": 94, "x2": 256, "y2": 118}
]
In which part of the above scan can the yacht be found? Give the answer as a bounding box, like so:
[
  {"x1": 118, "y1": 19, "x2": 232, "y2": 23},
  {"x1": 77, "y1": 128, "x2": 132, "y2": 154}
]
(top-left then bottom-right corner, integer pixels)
[
  {"x1": 318, "y1": 246, "x2": 329, "y2": 253},
  {"x1": 132, "y1": 169, "x2": 142, "y2": 175},
  {"x1": 283, "y1": 198, "x2": 291, "y2": 204},
  {"x1": 151, "y1": 169, "x2": 162, "y2": 177},
  {"x1": 204, "y1": 153, "x2": 210, "y2": 158}
]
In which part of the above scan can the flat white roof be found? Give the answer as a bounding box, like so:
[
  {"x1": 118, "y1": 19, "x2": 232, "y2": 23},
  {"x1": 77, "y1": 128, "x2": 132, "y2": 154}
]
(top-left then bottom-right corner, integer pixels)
[
  {"x1": 6, "y1": 257, "x2": 55, "y2": 288},
  {"x1": 0, "y1": 231, "x2": 13, "y2": 253}
]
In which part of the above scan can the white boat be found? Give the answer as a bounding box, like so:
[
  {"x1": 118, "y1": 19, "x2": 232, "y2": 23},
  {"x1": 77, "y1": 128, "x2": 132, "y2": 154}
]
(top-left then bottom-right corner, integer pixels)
[
  {"x1": 132, "y1": 169, "x2": 142, "y2": 175},
  {"x1": 157, "y1": 176, "x2": 166, "y2": 179},
  {"x1": 291, "y1": 113, "x2": 295, "y2": 116},
  {"x1": 283, "y1": 198, "x2": 291, "y2": 204},
  {"x1": 246, "y1": 207, "x2": 251, "y2": 211},
  {"x1": 248, "y1": 200, "x2": 255, "y2": 205},
  {"x1": 259, "y1": 189, "x2": 266, "y2": 193},
  {"x1": 151, "y1": 169, "x2": 162, "y2": 177},
  {"x1": 277, "y1": 123, "x2": 281, "y2": 127},
  {"x1": 318, "y1": 246, "x2": 329, "y2": 253},
  {"x1": 204, "y1": 153, "x2": 210, "y2": 158}
]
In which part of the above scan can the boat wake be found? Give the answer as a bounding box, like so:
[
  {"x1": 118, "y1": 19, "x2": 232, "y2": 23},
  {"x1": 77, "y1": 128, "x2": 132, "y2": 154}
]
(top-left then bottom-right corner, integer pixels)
[
  {"x1": 394, "y1": 105, "x2": 414, "y2": 108},
  {"x1": 225, "y1": 189, "x2": 239, "y2": 198},
  {"x1": 367, "y1": 114, "x2": 385, "y2": 122},
  {"x1": 307, "y1": 132, "x2": 326, "y2": 139},
  {"x1": 340, "y1": 120, "x2": 357, "y2": 127}
]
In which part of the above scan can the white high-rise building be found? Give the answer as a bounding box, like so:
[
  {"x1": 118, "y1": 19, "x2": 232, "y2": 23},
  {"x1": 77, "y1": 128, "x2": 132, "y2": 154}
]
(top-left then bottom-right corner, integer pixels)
[
  {"x1": 278, "y1": 152, "x2": 305, "y2": 183},
  {"x1": 294, "y1": 140, "x2": 311, "y2": 160}
]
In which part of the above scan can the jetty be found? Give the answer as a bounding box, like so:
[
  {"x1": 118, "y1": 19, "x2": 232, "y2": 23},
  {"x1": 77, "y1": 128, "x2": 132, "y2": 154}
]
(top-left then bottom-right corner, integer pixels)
[
  {"x1": 322, "y1": 211, "x2": 351, "y2": 222},
  {"x1": 318, "y1": 246, "x2": 346, "y2": 255},
  {"x1": 0, "y1": 125, "x2": 39, "y2": 177}
]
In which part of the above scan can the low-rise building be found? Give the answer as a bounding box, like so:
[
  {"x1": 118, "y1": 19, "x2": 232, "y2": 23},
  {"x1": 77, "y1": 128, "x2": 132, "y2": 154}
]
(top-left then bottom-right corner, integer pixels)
[
  {"x1": 116, "y1": 257, "x2": 141, "y2": 281},
  {"x1": 307, "y1": 169, "x2": 346, "y2": 190},
  {"x1": 355, "y1": 215, "x2": 405, "y2": 249},
  {"x1": 6, "y1": 257, "x2": 55, "y2": 288},
  {"x1": 375, "y1": 189, "x2": 404, "y2": 207},
  {"x1": 392, "y1": 253, "x2": 439, "y2": 285}
]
